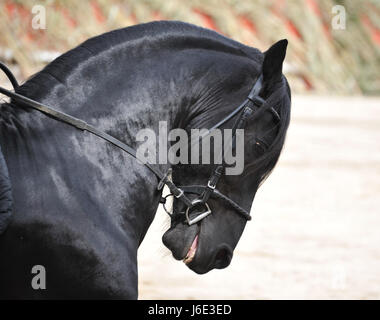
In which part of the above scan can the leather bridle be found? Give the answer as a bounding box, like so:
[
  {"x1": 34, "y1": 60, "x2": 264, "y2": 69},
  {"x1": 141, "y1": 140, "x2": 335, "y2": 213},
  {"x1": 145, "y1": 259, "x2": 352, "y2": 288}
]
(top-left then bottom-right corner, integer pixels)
[{"x1": 0, "y1": 61, "x2": 280, "y2": 226}]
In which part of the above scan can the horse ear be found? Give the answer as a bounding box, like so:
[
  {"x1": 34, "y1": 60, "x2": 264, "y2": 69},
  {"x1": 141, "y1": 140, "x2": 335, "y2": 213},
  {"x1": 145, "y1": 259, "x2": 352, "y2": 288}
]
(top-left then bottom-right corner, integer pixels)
[{"x1": 262, "y1": 39, "x2": 288, "y2": 82}]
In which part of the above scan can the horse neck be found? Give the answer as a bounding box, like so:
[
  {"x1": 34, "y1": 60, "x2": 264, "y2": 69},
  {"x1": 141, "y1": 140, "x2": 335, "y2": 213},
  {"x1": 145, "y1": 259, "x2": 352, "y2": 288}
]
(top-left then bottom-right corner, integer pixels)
[
  {"x1": 1, "y1": 24, "x2": 261, "y2": 244},
  {"x1": 0, "y1": 63, "x2": 194, "y2": 247}
]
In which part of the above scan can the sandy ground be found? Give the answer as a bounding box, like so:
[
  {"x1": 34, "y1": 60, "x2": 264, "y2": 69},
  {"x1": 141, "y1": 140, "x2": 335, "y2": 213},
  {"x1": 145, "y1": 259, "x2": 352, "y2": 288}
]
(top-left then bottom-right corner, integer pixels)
[{"x1": 138, "y1": 95, "x2": 380, "y2": 300}]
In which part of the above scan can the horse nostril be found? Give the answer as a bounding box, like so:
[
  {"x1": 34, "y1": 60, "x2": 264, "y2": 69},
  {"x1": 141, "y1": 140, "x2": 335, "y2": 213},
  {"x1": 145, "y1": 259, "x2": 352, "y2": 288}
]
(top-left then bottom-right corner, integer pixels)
[{"x1": 214, "y1": 247, "x2": 232, "y2": 269}]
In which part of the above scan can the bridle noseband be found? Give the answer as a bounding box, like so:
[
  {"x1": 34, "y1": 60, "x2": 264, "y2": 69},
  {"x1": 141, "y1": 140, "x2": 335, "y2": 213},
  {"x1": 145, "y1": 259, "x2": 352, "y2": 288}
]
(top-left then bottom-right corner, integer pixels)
[{"x1": 0, "y1": 62, "x2": 279, "y2": 226}]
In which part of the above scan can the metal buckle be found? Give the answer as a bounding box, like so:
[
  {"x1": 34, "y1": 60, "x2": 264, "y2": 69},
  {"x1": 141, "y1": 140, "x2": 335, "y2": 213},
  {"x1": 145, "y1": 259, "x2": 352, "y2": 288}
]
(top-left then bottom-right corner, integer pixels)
[
  {"x1": 174, "y1": 188, "x2": 184, "y2": 198},
  {"x1": 185, "y1": 200, "x2": 212, "y2": 226},
  {"x1": 207, "y1": 180, "x2": 216, "y2": 190}
]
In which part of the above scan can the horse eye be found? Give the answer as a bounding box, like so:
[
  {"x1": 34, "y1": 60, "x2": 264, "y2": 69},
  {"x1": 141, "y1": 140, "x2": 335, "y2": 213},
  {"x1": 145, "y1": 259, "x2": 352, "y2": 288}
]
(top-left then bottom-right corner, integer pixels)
[{"x1": 253, "y1": 140, "x2": 267, "y2": 154}]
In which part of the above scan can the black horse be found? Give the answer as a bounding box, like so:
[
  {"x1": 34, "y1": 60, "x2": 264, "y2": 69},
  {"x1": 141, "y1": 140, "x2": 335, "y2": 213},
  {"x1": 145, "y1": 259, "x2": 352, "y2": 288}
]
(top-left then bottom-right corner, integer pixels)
[{"x1": 0, "y1": 21, "x2": 290, "y2": 299}]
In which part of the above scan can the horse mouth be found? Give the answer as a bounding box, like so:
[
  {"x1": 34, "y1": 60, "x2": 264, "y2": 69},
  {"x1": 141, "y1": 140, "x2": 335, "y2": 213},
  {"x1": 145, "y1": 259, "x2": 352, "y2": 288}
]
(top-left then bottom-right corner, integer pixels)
[{"x1": 183, "y1": 234, "x2": 198, "y2": 265}]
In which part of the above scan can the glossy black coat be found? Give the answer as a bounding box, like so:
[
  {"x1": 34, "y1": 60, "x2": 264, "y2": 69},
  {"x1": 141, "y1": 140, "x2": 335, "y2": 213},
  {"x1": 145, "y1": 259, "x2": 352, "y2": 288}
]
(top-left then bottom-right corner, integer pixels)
[{"x1": 0, "y1": 21, "x2": 290, "y2": 299}]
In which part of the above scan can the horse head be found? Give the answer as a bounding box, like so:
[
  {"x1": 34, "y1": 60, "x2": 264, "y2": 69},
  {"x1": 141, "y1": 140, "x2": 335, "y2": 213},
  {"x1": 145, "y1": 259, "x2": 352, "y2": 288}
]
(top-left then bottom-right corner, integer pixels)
[{"x1": 162, "y1": 39, "x2": 291, "y2": 274}]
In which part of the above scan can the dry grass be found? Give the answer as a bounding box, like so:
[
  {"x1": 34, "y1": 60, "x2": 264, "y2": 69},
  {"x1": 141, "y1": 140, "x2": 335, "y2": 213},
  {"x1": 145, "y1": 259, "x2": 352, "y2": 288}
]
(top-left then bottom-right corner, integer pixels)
[{"x1": 0, "y1": 0, "x2": 379, "y2": 94}]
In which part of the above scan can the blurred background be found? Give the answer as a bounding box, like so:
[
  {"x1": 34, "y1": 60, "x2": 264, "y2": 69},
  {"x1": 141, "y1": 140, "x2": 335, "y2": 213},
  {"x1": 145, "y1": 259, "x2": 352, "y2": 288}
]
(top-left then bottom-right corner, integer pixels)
[
  {"x1": 0, "y1": 0, "x2": 379, "y2": 299},
  {"x1": 0, "y1": 0, "x2": 379, "y2": 94}
]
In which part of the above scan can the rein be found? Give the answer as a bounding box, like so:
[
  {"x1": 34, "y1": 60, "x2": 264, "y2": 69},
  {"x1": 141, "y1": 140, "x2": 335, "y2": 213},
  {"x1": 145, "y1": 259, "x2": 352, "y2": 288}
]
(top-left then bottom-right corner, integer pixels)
[{"x1": 0, "y1": 61, "x2": 278, "y2": 226}]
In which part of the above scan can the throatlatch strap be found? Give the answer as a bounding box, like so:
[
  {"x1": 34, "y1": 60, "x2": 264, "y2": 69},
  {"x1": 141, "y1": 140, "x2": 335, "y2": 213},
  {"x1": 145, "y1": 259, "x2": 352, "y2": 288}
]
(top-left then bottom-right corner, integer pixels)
[{"x1": 201, "y1": 95, "x2": 261, "y2": 204}]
